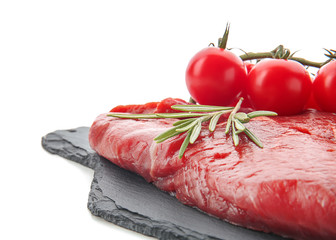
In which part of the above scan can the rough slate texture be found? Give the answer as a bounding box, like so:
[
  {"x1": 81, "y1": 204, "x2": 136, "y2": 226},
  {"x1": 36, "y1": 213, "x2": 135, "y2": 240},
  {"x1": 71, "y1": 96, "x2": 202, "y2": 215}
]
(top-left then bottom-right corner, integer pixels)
[{"x1": 41, "y1": 127, "x2": 286, "y2": 240}]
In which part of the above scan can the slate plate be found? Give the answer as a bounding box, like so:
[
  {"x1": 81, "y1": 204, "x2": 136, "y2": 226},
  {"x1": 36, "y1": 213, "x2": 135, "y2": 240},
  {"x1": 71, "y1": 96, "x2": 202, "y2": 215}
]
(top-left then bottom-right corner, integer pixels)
[{"x1": 41, "y1": 127, "x2": 287, "y2": 240}]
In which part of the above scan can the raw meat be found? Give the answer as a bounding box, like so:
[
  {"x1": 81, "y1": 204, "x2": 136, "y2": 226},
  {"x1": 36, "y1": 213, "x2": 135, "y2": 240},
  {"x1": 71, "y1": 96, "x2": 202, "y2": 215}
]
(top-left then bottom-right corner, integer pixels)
[{"x1": 89, "y1": 98, "x2": 336, "y2": 240}]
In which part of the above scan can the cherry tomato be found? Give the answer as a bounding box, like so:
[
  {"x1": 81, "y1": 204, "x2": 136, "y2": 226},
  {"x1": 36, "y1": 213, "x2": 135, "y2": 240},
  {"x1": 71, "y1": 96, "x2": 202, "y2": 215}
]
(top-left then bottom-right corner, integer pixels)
[
  {"x1": 246, "y1": 59, "x2": 312, "y2": 115},
  {"x1": 185, "y1": 47, "x2": 247, "y2": 106},
  {"x1": 242, "y1": 62, "x2": 255, "y2": 108},
  {"x1": 312, "y1": 60, "x2": 336, "y2": 113},
  {"x1": 304, "y1": 75, "x2": 321, "y2": 111},
  {"x1": 244, "y1": 61, "x2": 255, "y2": 73},
  {"x1": 304, "y1": 91, "x2": 321, "y2": 111}
]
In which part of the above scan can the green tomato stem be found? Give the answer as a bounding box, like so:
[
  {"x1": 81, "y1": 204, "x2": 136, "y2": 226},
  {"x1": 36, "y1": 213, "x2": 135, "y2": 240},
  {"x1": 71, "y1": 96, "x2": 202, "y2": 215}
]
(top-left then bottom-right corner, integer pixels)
[
  {"x1": 218, "y1": 23, "x2": 230, "y2": 49},
  {"x1": 239, "y1": 45, "x2": 333, "y2": 68},
  {"x1": 239, "y1": 51, "x2": 274, "y2": 61},
  {"x1": 289, "y1": 56, "x2": 331, "y2": 68}
]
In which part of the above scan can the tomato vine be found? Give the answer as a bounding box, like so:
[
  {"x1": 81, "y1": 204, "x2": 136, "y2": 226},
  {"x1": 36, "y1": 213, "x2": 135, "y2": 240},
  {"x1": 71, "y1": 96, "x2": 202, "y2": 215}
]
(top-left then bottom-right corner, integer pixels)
[{"x1": 185, "y1": 24, "x2": 336, "y2": 115}]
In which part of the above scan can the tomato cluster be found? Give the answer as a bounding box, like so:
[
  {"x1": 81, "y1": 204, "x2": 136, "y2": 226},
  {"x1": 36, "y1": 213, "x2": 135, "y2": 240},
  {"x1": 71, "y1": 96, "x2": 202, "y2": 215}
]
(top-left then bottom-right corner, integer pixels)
[{"x1": 185, "y1": 47, "x2": 336, "y2": 115}]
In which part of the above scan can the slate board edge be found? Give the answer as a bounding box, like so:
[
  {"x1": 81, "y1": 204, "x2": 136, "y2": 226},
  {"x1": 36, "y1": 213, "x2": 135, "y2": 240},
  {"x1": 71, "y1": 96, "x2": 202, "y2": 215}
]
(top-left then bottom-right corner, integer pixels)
[
  {"x1": 41, "y1": 128, "x2": 99, "y2": 170},
  {"x1": 41, "y1": 128, "x2": 222, "y2": 240},
  {"x1": 88, "y1": 160, "x2": 221, "y2": 240}
]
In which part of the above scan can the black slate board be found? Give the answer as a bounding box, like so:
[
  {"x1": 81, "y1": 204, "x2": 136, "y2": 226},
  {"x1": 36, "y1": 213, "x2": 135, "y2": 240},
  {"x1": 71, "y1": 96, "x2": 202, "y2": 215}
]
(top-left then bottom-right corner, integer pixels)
[{"x1": 41, "y1": 127, "x2": 287, "y2": 240}]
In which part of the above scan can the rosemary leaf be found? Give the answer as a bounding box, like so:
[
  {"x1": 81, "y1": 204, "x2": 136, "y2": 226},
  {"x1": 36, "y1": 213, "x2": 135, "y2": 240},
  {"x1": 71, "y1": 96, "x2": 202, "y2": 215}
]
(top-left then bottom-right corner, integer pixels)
[
  {"x1": 235, "y1": 129, "x2": 244, "y2": 135},
  {"x1": 190, "y1": 119, "x2": 202, "y2": 144},
  {"x1": 154, "y1": 128, "x2": 181, "y2": 143},
  {"x1": 247, "y1": 111, "x2": 277, "y2": 119},
  {"x1": 234, "y1": 118, "x2": 246, "y2": 132},
  {"x1": 173, "y1": 118, "x2": 195, "y2": 126},
  {"x1": 155, "y1": 112, "x2": 208, "y2": 118},
  {"x1": 107, "y1": 113, "x2": 159, "y2": 119},
  {"x1": 171, "y1": 104, "x2": 233, "y2": 112},
  {"x1": 209, "y1": 112, "x2": 222, "y2": 132},
  {"x1": 179, "y1": 129, "x2": 192, "y2": 159},
  {"x1": 232, "y1": 125, "x2": 239, "y2": 146},
  {"x1": 244, "y1": 127, "x2": 263, "y2": 148},
  {"x1": 225, "y1": 116, "x2": 233, "y2": 134},
  {"x1": 154, "y1": 121, "x2": 192, "y2": 143},
  {"x1": 234, "y1": 112, "x2": 250, "y2": 123},
  {"x1": 176, "y1": 119, "x2": 199, "y2": 132}
]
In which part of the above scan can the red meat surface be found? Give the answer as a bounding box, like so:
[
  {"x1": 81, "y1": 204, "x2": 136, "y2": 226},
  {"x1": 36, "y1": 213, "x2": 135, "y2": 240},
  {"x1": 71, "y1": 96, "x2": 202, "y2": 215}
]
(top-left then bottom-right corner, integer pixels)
[{"x1": 89, "y1": 98, "x2": 336, "y2": 240}]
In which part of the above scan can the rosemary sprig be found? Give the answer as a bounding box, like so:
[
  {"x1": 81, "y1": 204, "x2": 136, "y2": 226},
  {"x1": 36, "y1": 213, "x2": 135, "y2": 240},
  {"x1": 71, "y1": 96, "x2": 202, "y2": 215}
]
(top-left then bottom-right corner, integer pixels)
[{"x1": 107, "y1": 98, "x2": 277, "y2": 158}]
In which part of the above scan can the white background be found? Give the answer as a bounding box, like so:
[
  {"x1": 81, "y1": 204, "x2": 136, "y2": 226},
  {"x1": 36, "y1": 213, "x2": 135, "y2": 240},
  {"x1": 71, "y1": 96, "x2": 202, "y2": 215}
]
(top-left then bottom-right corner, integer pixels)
[{"x1": 1, "y1": 1, "x2": 335, "y2": 239}]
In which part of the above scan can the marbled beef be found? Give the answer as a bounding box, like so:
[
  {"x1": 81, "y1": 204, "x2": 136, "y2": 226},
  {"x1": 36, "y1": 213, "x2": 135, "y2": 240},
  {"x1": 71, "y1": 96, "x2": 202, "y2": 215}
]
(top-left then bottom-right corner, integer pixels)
[{"x1": 89, "y1": 98, "x2": 336, "y2": 240}]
